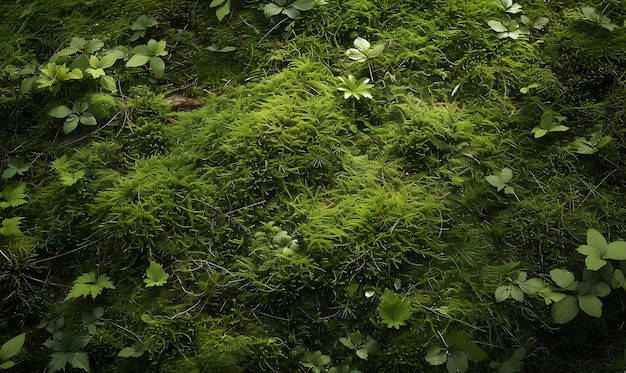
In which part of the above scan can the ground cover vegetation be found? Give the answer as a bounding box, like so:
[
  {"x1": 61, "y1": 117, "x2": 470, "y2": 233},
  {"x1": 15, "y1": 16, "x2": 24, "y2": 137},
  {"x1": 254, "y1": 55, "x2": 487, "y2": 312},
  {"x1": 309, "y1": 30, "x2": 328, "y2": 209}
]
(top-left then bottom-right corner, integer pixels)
[{"x1": 1, "y1": 0, "x2": 625, "y2": 371}]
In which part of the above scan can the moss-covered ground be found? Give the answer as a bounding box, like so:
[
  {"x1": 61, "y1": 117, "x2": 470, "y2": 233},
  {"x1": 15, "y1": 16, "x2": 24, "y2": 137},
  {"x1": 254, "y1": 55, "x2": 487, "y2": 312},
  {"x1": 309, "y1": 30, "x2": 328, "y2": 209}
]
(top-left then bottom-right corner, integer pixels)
[{"x1": 1, "y1": 0, "x2": 626, "y2": 371}]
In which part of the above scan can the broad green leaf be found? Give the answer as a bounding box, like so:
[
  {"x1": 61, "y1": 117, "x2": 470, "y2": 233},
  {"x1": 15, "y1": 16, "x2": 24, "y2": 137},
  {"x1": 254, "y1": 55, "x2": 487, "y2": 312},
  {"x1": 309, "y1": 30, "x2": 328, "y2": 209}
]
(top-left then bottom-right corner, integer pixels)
[
  {"x1": 587, "y1": 229, "x2": 607, "y2": 250},
  {"x1": 65, "y1": 272, "x2": 115, "y2": 301},
  {"x1": 488, "y1": 20, "x2": 509, "y2": 33},
  {"x1": 532, "y1": 128, "x2": 548, "y2": 138},
  {"x1": 283, "y1": 7, "x2": 301, "y2": 19},
  {"x1": 589, "y1": 282, "x2": 611, "y2": 297},
  {"x1": 338, "y1": 337, "x2": 355, "y2": 349},
  {"x1": 518, "y1": 278, "x2": 544, "y2": 295},
  {"x1": 68, "y1": 351, "x2": 90, "y2": 371},
  {"x1": 551, "y1": 295, "x2": 579, "y2": 324},
  {"x1": 84, "y1": 39, "x2": 104, "y2": 54},
  {"x1": 0, "y1": 217, "x2": 24, "y2": 237},
  {"x1": 67, "y1": 68, "x2": 83, "y2": 79},
  {"x1": 0, "y1": 361, "x2": 16, "y2": 369},
  {"x1": 79, "y1": 112, "x2": 97, "y2": 126},
  {"x1": 292, "y1": 0, "x2": 314, "y2": 11},
  {"x1": 131, "y1": 15, "x2": 158, "y2": 31},
  {"x1": 86, "y1": 68, "x2": 105, "y2": 79},
  {"x1": 63, "y1": 116, "x2": 80, "y2": 134},
  {"x1": 126, "y1": 54, "x2": 151, "y2": 68},
  {"x1": 584, "y1": 255, "x2": 607, "y2": 271},
  {"x1": 612, "y1": 269, "x2": 626, "y2": 290},
  {"x1": 131, "y1": 45, "x2": 152, "y2": 56},
  {"x1": 459, "y1": 341, "x2": 488, "y2": 362},
  {"x1": 425, "y1": 347, "x2": 447, "y2": 366},
  {"x1": 377, "y1": 289, "x2": 412, "y2": 329},
  {"x1": 148, "y1": 39, "x2": 168, "y2": 56},
  {"x1": 100, "y1": 75, "x2": 117, "y2": 92},
  {"x1": 578, "y1": 295, "x2": 602, "y2": 317},
  {"x1": 366, "y1": 44, "x2": 384, "y2": 58},
  {"x1": 550, "y1": 268, "x2": 576, "y2": 289},
  {"x1": 0, "y1": 333, "x2": 25, "y2": 361},
  {"x1": 446, "y1": 351, "x2": 468, "y2": 373},
  {"x1": 150, "y1": 57, "x2": 165, "y2": 78},
  {"x1": 346, "y1": 48, "x2": 367, "y2": 62},
  {"x1": 605, "y1": 241, "x2": 626, "y2": 260},
  {"x1": 353, "y1": 37, "x2": 370, "y2": 52},
  {"x1": 144, "y1": 261, "x2": 169, "y2": 287},
  {"x1": 485, "y1": 175, "x2": 505, "y2": 189},
  {"x1": 209, "y1": 0, "x2": 227, "y2": 6},
  {"x1": 510, "y1": 285, "x2": 524, "y2": 302},
  {"x1": 500, "y1": 168, "x2": 512, "y2": 182},
  {"x1": 356, "y1": 348, "x2": 368, "y2": 360},
  {"x1": 88, "y1": 55, "x2": 100, "y2": 68},
  {"x1": 59, "y1": 170, "x2": 85, "y2": 186},
  {"x1": 49, "y1": 105, "x2": 73, "y2": 118},
  {"x1": 495, "y1": 285, "x2": 511, "y2": 302},
  {"x1": 117, "y1": 342, "x2": 147, "y2": 358},
  {"x1": 263, "y1": 3, "x2": 283, "y2": 17},
  {"x1": 215, "y1": 0, "x2": 231, "y2": 21},
  {"x1": 48, "y1": 352, "x2": 70, "y2": 373},
  {"x1": 99, "y1": 54, "x2": 118, "y2": 69}
]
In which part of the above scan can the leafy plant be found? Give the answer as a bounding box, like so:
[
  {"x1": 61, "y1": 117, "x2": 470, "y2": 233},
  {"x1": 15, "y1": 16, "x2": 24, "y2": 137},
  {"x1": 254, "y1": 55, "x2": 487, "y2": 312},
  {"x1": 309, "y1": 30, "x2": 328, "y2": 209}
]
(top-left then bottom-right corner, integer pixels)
[
  {"x1": 493, "y1": 0, "x2": 522, "y2": 14},
  {"x1": 144, "y1": 261, "x2": 169, "y2": 287},
  {"x1": 425, "y1": 331, "x2": 488, "y2": 373},
  {"x1": 582, "y1": 7, "x2": 619, "y2": 31},
  {"x1": 126, "y1": 39, "x2": 168, "y2": 78},
  {"x1": 0, "y1": 217, "x2": 25, "y2": 237},
  {"x1": 37, "y1": 62, "x2": 83, "y2": 92},
  {"x1": 495, "y1": 271, "x2": 544, "y2": 302},
  {"x1": 576, "y1": 229, "x2": 626, "y2": 271},
  {"x1": 43, "y1": 329, "x2": 91, "y2": 373},
  {"x1": 49, "y1": 101, "x2": 97, "y2": 134},
  {"x1": 531, "y1": 112, "x2": 568, "y2": 138},
  {"x1": 488, "y1": 18, "x2": 522, "y2": 39},
  {"x1": 50, "y1": 155, "x2": 86, "y2": 186},
  {"x1": 337, "y1": 75, "x2": 373, "y2": 100},
  {"x1": 485, "y1": 168, "x2": 515, "y2": 196},
  {"x1": 85, "y1": 54, "x2": 118, "y2": 92},
  {"x1": 519, "y1": 82, "x2": 539, "y2": 94},
  {"x1": 117, "y1": 342, "x2": 148, "y2": 358},
  {"x1": 346, "y1": 37, "x2": 384, "y2": 63},
  {"x1": 1, "y1": 159, "x2": 30, "y2": 179},
  {"x1": 0, "y1": 333, "x2": 25, "y2": 370},
  {"x1": 520, "y1": 15, "x2": 549, "y2": 32},
  {"x1": 549, "y1": 268, "x2": 611, "y2": 324},
  {"x1": 65, "y1": 272, "x2": 115, "y2": 301},
  {"x1": 207, "y1": 44, "x2": 236, "y2": 53},
  {"x1": 50, "y1": 37, "x2": 104, "y2": 62},
  {"x1": 0, "y1": 183, "x2": 27, "y2": 208},
  {"x1": 301, "y1": 350, "x2": 332, "y2": 373},
  {"x1": 130, "y1": 15, "x2": 158, "y2": 41},
  {"x1": 81, "y1": 307, "x2": 104, "y2": 334},
  {"x1": 376, "y1": 288, "x2": 412, "y2": 329},
  {"x1": 210, "y1": 0, "x2": 231, "y2": 21},
  {"x1": 338, "y1": 331, "x2": 380, "y2": 360},
  {"x1": 570, "y1": 125, "x2": 612, "y2": 154},
  {"x1": 261, "y1": 0, "x2": 315, "y2": 19}
]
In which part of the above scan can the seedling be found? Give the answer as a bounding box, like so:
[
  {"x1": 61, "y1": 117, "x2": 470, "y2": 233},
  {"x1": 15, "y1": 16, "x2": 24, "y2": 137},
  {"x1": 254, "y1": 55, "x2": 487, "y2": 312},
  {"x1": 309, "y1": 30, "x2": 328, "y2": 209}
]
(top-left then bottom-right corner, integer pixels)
[
  {"x1": 346, "y1": 37, "x2": 383, "y2": 81},
  {"x1": 65, "y1": 272, "x2": 115, "y2": 301},
  {"x1": 582, "y1": 7, "x2": 619, "y2": 31},
  {"x1": 1, "y1": 159, "x2": 30, "y2": 179},
  {"x1": 339, "y1": 331, "x2": 380, "y2": 360},
  {"x1": 81, "y1": 307, "x2": 104, "y2": 334},
  {"x1": 488, "y1": 18, "x2": 522, "y2": 39},
  {"x1": 48, "y1": 101, "x2": 97, "y2": 134},
  {"x1": 85, "y1": 53, "x2": 118, "y2": 92},
  {"x1": 549, "y1": 268, "x2": 611, "y2": 324},
  {"x1": 144, "y1": 261, "x2": 169, "y2": 287},
  {"x1": 520, "y1": 15, "x2": 549, "y2": 32},
  {"x1": 130, "y1": 15, "x2": 158, "y2": 41},
  {"x1": 493, "y1": 0, "x2": 522, "y2": 14},
  {"x1": 337, "y1": 75, "x2": 373, "y2": 100},
  {"x1": 50, "y1": 37, "x2": 104, "y2": 63},
  {"x1": 520, "y1": 83, "x2": 539, "y2": 94},
  {"x1": 301, "y1": 350, "x2": 332, "y2": 373},
  {"x1": 485, "y1": 167, "x2": 516, "y2": 196},
  {"x1": 37, "y1": 62, "x2": 83, "y2": 93},
  {"x1": 43, "y1": 329, "x2": 91, "y2": 373},
  {"x1": 261, "y1": 0, "x2": 315, "y2": 19},
  {"x1": 495, "y1": 271, "x2": 545, "y2": 302},
  {"x1": 425, "y1": 331, "x2": 488, "y2": 373},
  {"x1": 531, "y1": 112, "x2": 568, "y2": 138},
  {"x1": 126, "y1": 39, "x2": 168, "y2": 78},
  {"x1": 576, "y1": 229, "x2": 626, "y2": 271},
  {"x1": 570, "y1": 124, "x2": 612, "y2": 154},
  {"x1": 376, "y1": 289, "x2": 412, "y2": 329}
]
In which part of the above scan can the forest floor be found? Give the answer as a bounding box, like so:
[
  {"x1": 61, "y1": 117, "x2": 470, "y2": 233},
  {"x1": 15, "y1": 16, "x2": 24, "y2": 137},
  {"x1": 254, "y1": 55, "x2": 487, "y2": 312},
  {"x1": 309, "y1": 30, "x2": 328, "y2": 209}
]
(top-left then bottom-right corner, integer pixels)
[{"x1": 1, "y1": 0, "x2": 626, "y2": 372}]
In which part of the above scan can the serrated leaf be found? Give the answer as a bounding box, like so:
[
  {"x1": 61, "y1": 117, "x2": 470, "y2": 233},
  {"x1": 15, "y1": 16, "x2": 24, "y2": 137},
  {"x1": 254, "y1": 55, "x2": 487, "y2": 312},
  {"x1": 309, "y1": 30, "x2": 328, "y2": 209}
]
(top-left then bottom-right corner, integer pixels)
[
  {"x1": 65, "y1": 272, "x2": 115, "y2": 301},
  {"x1": 0, "y1": 333, "x2": 25, "y2": 361},
  {"x1": 377, "y1": 289, "x2": 412, "y2": 329},
  {"x1": 0, "y1": 217, "x2": 24, "y2": 237},
  {"x1": 551, "y1": 295, "x2": 579, "y2": 324},
  {"x1": 59, "y1": 170, "x2": 85, "y2": 186},
  {"x1": 1, "y1": 183, "x2": 27, "y2": 207},
  {"x1": 144, "y1": 261, "x2": 169, "y2": 287}
]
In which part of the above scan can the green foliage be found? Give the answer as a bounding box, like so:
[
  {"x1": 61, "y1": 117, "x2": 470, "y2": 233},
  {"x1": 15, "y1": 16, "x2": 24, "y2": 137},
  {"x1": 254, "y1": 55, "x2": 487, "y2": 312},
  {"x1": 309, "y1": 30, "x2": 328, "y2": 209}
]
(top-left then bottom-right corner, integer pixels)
[
  {"x1": 376, "y1": 289, "x2": 412, "y2": 329},
  {"x1": 144, "y1": 261, "x2": 169, "y2": 287},
  {"x1": 338, "y1": 331, "x2": 380, "y2": 361},
  {"x1": 209, "y1": 0, "x2": 231, "y2": 21},
  {"x1": 488, "y1": 18, "x2": 523, "y2": 39},
  {"x1": 86, "y1": 53, "x2": 118, "y2": 92},
  {"x1": 43, "y1": 329, "x2": 91, "y2": 373},
  {"x1": 81, "y1": 307, "x2": 104, "y2": 334},
  {"x1": 1, "y1": 159, "x2": 30, "y2": 179},
  {"x1": 346, "y1": 37, "x2": 384, "y2": 63},
  {"x1": 65, "y1": 272, "x2": 115, "y2": 301},
  {"x1": 126, "y1": 39, "x2": 168, "y2": 78},
  {"x1": 548, "y1": 268, "x2": 612, "y2": 324},
  {"x1": 301, "y1": 350, "x2": 332, "y2": 373},
  {"x1": 48, "y1": 101, "x2": 97, "y2": 134},
  {"x1": 531, "y1": 112, "x2": 568, "y2": 138},
  {"x1": 37, "y1": 62, "x2": 83, "y2": 93},
  {"x1": 87, "y1": 92, "x2": 117, "y2": 122},
  {"x1": 570, "y1": 125, "x2": 613, "y2": 154},
  {"x1": 261, "y1": 0, "x2": 316, "y2": 19},
  {"x1": 0, "y1": 333, "x2": 25, "y2": 370},
  {"x1": 489, "y1": 347, "x2": 525, "y2": 373},
  {"x1": 485, "y1": 168, "x2": 515, "y2": 196},
  {"x1": 117, "y1": 342, "x2": 148, "y2": 358},
  {"x1": 492, "y1": 0, "x2": 522, "y2": 14},
  {"x1": 582, "y1": 7, "x2": 619, "y2": 31},
  {"x1": 0, "y1": 183, "x2": 27, "y2": 208},
  {"x1": 425, "y1": 332, "x2": 488, "y2": 373},
  {"x1": 337, "y1": 75, "x2": 373, "y2": 100},
  {"x1": 130, "y1": 15, "x2": 158, "y2": 41},
  {"x1": 495, "y1": 271, "x2": 544, "y2": 302},
  {"x1": 576, "y1": 229, "x2": 626, "y2": 271}
]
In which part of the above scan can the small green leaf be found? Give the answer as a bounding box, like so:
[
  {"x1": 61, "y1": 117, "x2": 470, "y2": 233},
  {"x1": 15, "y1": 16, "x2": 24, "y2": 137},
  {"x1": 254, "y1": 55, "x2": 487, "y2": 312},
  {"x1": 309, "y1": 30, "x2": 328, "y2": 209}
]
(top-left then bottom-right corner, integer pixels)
[
  {"x1": 587, "y1": 229, "x2": 607, "y2": 250},
  {"x1": 49, "y1": 105, "x2": 73, "y2": 118},
  {"x1": 0, "y1": 217, "x2": 24, "y2": 237},
  {"x1": 446, "y1": 351, "x2": 468, "y2": 373},
  {"x1": 518, "y1": 278, "x2": 544, "y2": 295},
  {"x1": 63, "y1": 115, "x2": 80, "y2": 134},
  {"x1": 1, "y1": 183, "x2": 27, "y2": 207},
  {"x1": 495, "y1": 285, "x2": 511, "y2": 302},
  {"x1": 510, "y1": 285, "x2": 524, "y2": 302},
  {"x1": 100, "y1": 75, "x2": 117, "y2": 92},
  {"x1": 605, "y1": 241, "x2": 626, "y2": 260},
  {"x1": 550, "y1": 268, "x2": 576, "y2": 289},
  {"x1": 0, "y1": 333, "x2": 25, "y2": 361},
  {"x1": 425, "y1": 347, "x2": 447, "y2": 366},
  {"x1": 144, "y1": 261, "x2": 169, "y2": 287},
  {"x1": 578, "y1": 294, "x2": 602, "y2": 317},
  {"x1": 149, "y1": 57, "x2": 165, "y2": 78},
  {"x1": 79, "y1": 112, "x2": 97, "y2": 126},
  {"x1": 551, "y1": 295, "x2": 579, "y2": 324},
  {"x1": 126, "y1": 54, "x2": 151, "y2": 68},
  {"x1": 215, "y1": 0, "x2": 231, "y2": 21}
]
